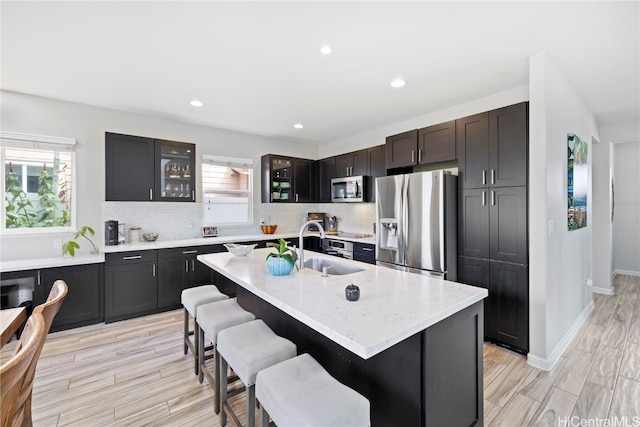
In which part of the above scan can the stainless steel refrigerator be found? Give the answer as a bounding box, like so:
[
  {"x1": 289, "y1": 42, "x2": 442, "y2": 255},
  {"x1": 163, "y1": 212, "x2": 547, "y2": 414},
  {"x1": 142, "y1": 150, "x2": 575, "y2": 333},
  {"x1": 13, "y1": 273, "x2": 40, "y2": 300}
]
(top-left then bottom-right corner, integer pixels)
[{"x1": 375, "y1": 170, "x2": 457, "y2": 279}]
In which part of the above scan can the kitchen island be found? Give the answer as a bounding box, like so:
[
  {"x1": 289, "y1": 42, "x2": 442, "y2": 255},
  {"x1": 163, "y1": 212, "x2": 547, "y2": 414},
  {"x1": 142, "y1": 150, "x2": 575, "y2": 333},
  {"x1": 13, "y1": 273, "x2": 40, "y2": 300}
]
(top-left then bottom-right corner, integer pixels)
[{"x1": 198, "y1": 248, "x2": 488, "y2": 427}]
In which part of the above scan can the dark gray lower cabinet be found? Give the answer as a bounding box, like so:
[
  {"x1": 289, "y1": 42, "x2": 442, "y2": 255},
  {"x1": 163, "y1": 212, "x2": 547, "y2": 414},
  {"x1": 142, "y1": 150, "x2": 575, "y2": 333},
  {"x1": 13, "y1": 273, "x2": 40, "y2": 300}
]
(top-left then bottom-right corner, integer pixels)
[
  {"x1": 157, "y1": 246, "x2": 217, "y2": 309},
  {"x1": 353, "y1": 242, "x2": 376, "y2": 264},
  {"x1": 104, "y1": 251, "x2": 158, "y2": 322},
  {"x1": 489, "y1": 261, "x2": 528, "y2": 352},
  {"x1": 39, "y1": 263, "x2": 103, "y2": 332},
  {"x1": 459, "y1": 256, "x2": 528, "y2": 354}
]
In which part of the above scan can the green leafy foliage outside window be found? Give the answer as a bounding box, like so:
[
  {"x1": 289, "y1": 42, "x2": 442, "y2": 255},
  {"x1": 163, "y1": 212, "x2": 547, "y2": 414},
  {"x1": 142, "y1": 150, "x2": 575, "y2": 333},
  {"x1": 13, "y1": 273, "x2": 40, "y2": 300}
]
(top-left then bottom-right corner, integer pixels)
[{"x1": 5, "y1": 161, "x2": 71, "y2": 228}]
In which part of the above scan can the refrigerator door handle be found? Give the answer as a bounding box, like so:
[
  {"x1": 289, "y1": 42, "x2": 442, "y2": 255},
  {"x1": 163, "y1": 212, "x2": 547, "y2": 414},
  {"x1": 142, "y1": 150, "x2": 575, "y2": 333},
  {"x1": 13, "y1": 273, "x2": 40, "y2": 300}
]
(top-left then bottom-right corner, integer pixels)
[{"x1": 401, "y1": 176, "x2": 409, "y2": 264}]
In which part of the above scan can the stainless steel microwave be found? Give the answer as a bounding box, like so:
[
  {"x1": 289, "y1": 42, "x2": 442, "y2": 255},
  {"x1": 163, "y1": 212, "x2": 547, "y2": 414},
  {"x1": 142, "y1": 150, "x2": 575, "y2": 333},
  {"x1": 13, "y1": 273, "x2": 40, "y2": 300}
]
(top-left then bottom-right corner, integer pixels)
[{"x1": 331, "y1": 176, "x2": 366, "y2": 202}]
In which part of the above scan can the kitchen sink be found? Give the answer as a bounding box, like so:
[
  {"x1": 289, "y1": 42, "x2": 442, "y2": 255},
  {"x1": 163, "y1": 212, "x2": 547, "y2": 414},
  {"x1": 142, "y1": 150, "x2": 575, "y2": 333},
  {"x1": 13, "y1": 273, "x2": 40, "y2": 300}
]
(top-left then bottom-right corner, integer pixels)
[{"x1": 303, "y1": 257, "x2": 365, "y2": 275}]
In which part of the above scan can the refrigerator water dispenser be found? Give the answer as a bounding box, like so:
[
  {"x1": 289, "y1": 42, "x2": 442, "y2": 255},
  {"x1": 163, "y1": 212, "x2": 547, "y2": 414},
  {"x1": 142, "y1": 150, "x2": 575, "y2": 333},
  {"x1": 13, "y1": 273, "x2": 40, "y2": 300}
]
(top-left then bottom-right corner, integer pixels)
[{"x1": 379, "y1": 218, "x2": 399, "y2": 250}]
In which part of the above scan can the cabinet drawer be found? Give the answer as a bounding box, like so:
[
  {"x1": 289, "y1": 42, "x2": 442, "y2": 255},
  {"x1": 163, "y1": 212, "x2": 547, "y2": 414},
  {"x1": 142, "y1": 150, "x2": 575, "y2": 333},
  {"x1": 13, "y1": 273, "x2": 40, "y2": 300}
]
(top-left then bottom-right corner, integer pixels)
[
  {"x1": 353, "y1": 242, "x2": 376, "y2": 264},
  {"x1": 105, "y1": 250, "x2": 157, "y2": 266},
  {"x1": 158, "y1": 245, "x2": 220, "y2": 261}
]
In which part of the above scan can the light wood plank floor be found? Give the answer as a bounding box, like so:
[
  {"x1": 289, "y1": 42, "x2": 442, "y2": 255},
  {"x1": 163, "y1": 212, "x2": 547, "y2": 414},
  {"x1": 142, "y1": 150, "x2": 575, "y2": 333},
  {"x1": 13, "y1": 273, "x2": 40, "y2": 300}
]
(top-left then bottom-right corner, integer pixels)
[{"x1": 2, "y1": 275, "x2": 639, "y2": 426}]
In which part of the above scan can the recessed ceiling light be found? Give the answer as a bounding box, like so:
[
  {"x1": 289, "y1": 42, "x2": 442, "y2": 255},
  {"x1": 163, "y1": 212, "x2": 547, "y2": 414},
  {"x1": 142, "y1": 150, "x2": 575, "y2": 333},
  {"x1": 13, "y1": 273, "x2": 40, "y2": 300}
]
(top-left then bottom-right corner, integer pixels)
[
  {"x1": 294, "y1": 123, "x2": 304, "y2": 129},
  {"x1": 320, "y1": 46, "x2": 332, "y2": 55},
  {"x1": 190, "y1": 100, "x2": 204, "y2": 107},
  {"x1": 390, "y1": 79, "x2": 406, "y2": 88}
]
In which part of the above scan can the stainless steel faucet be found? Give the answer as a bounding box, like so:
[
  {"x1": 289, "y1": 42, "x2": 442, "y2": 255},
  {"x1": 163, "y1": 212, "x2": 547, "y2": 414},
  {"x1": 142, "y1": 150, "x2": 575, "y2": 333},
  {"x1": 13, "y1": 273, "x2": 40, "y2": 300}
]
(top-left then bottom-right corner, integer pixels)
[{"x1": 299, "y1": 220, "x2": 326, "y2": 270}]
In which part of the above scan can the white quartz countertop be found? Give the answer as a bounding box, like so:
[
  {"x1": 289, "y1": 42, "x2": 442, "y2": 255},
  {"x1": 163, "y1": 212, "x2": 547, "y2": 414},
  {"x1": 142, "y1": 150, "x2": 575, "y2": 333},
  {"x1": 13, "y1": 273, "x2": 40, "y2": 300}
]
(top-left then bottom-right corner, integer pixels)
[
  {"x1": 102, "y1": 232, "x2": 301, "y2": 253},
  {"x1": 198, "y1": 248, "x2": 487, "y2": 360},
  {"x1": 1, "y1": 232, "x2": 374, "y2": 272},
  {"x1": 0, "y1": 254, "x2": 105, "y2": 273}
]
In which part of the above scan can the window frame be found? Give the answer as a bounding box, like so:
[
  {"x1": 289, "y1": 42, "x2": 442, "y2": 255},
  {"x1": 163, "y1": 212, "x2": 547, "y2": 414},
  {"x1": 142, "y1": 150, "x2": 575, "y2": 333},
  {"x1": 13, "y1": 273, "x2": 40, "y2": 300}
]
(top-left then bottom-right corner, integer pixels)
[
  {"x1": 201, "y1": 154, "x2": 254, "y2": 226},
  {"x1": 1, "y1": 131, "x2": 77, "y2": 235}
]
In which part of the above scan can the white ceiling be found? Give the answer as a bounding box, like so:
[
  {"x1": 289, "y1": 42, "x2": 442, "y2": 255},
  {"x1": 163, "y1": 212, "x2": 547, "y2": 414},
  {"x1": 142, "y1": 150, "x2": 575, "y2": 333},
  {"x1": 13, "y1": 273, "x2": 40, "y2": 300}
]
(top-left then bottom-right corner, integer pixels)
[{"x1": 2, "y1": 1, "x2": 638, "y2": 145}]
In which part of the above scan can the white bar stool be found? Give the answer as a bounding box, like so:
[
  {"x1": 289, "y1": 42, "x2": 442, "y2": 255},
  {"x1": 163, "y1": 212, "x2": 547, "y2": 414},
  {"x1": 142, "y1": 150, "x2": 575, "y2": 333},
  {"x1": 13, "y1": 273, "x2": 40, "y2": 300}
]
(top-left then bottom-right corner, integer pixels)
[
  {"x1": 217, "y1": 319, "x2": 297, "y2": 427},
  {"x1": 197, "y1": 298, "x2": 256, "y2": 413},
  {"x1": 181, "y1": 285, "x2": 228, "y2": 374},
  {"x1": 256, "y1": 353, "x2": 370, "y2": 427}
]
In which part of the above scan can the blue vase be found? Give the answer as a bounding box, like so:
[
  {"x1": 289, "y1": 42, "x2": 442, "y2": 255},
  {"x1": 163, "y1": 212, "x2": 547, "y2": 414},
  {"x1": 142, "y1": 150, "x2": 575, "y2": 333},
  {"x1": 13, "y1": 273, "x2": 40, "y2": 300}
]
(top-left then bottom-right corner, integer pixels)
[{"x1": 266, "y1": 257, "x2": 295, "y2": 276}]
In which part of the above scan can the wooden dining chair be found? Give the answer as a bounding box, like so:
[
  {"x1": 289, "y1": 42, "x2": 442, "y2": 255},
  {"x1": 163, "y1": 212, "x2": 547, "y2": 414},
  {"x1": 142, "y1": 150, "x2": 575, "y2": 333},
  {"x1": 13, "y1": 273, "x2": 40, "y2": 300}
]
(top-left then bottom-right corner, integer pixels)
[
  {"x1": 17, "y1": 280, "x2": 68, "y2": 426},
  {"x1": 1, "y1": 313, "x2": 46, "y2": 427}
]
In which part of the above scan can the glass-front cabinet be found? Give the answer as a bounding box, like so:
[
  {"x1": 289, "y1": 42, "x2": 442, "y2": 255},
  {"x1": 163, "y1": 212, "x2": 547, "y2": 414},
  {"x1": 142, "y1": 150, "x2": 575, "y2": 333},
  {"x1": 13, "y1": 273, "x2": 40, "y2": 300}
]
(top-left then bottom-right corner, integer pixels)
[
  {"x1": 262, "y1": 156, "x2": 293, "y2": 202},
  {"x1": 156, "y1": 140, "x2": 195, "y2": 202}
]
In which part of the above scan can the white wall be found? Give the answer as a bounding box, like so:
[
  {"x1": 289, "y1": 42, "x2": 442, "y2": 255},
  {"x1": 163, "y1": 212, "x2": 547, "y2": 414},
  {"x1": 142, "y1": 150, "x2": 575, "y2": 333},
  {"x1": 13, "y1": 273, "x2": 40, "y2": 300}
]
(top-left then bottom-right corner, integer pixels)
[
  {"x1": 319, "y1": 86, "x2": 529, "y2": 157},
  {"x1": 0, "y1": 90, "x2": 319, "y2": 260},
  {"x1": 593, "y1": 118, "x2": 640, "y2": 290},
  {"x1": 528, "y1": 52, "x2": 599, "y2": 369},
  {"x1": 613, "y1": 140, "x2": 640, "y2": 275}
]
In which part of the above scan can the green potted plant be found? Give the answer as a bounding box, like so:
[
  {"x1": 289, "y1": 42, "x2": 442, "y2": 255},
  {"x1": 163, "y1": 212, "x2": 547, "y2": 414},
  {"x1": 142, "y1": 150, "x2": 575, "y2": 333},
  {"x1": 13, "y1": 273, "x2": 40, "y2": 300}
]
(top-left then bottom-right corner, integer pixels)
[
  {"x1": 62, "y1": 225, "x2": 98, "y2": 256},
  {"x1": 265, "y1": 238, "x2": 298, "y2": 276}
]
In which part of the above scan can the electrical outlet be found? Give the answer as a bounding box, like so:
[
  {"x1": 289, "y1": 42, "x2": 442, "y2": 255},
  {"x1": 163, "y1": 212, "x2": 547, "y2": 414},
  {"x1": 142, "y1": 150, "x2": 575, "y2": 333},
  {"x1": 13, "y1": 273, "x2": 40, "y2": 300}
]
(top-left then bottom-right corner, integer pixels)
[
  {"x1": 260, "y1": 218, "x2": 265, "y2": 225},
  {"x1": 53, "y1": 238, "x2": 62, "y2": 249}
]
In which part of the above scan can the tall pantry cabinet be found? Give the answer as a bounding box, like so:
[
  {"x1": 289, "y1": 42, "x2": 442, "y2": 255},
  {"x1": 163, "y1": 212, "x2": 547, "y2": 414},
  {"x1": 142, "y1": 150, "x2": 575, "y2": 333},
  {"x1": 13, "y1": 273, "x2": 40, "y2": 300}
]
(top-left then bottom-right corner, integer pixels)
[{"x1": 457, "y1": 102, "x2": 529, "y2": 354}]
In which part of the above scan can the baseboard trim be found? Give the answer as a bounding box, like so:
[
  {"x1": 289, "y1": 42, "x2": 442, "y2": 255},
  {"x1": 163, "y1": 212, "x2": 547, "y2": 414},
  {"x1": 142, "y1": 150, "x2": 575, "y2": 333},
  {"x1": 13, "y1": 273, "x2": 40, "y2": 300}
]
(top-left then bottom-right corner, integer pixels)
[
  {"x1": 590, "y1": 285, "x2": 615, "y2": 295},
  {"x1": 527, "y1": 300, "x2": 594, "y2": 371},
  {"x1": 613, "y1": 269, "x2": 640, "y2": 277}
]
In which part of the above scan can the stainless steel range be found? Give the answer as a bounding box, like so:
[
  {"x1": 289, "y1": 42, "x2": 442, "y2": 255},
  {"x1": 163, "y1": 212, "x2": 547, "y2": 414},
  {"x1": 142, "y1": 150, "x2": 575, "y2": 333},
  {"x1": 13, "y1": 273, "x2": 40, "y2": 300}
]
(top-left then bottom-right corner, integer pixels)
[{"x1": 321, "y1": 239, "x2": 353, "y2": 259}]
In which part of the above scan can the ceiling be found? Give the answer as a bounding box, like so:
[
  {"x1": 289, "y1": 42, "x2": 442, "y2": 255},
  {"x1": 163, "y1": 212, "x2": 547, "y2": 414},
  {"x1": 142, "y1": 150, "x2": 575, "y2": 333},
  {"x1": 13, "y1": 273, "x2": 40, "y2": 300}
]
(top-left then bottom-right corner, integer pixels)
[{"x1": 2, "y1": 1, "x2": 638, "y2": 145}]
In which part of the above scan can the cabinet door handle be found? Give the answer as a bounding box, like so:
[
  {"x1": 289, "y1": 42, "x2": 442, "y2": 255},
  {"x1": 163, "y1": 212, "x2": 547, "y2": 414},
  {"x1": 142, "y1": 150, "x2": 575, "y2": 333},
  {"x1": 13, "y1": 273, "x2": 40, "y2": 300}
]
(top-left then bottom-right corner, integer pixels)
[
  {"x1": 346, "y1": 167, "x2": 350, "y2": 176},
  {"x1": 362, "y1": 247, "x2": 374, "y2": 252},
  {"x1": 123, "y1": 255, "x2": 142, "y2": 260},
  {"x1": 418, "y1": 149, "x2": 422, "y2": 163},
  {"x1": 482, "y1": 191, "x2": 486, "y2": 206},
  {"x1": 296, "y1": 194, "x2": 299, "y2": 202},
  {"x1": 192, "y1": 190, "x2": 195, "y2": 201},
  {"x1": 185, "y1": 260, "x2": 189, "y2": 272},
  {"x1": 411, "y1": 150, "x2": 415, "y2": 163},
  {"x1": 153, "y1": 264, "x2": 156, "y2": 277},
  {"x1": 37, "y1": 270, "x2": 41, "y2": 286},
  {"x1": 491, "y1": 190, "x2": 495, "y2": 206},
  {"x1": 182, "y1": 250, "x2": 198, "y2": 255},
  {"x1": 482, "y1": 170, "x2": 486, "y2": 185},
  {"x1": 149, "y1": 189, "x2": 153, "y2": 200},
  {"x1": 191, "y1": 260, "x2": 195, "y2": 271},
  {"x1": 491, "y1": 169, "x2": 495, "y2": 185}
]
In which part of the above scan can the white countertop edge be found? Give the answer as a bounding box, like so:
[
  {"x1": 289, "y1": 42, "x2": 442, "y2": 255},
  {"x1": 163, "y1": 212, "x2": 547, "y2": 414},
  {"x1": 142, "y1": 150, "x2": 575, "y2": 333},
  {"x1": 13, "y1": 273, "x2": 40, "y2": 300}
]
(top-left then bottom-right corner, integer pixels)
[
  {"x1": 1, "y1": 254, "x2": 105, "y2": 273},
  {"x1": 103, "y1": 232, "x2": 301, "y2": 253}
]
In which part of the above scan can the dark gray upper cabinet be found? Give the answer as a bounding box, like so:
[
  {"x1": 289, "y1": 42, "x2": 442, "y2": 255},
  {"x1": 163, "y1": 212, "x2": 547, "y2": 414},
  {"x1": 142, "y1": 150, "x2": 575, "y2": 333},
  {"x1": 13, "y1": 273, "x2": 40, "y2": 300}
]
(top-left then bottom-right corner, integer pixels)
[
  {"x1": 105, "y1": 133, "x2": 155, "y2": 201},
  {"x1": 457, "y1": 102, "x2": 528, "y2": 189},
  {"x1": 261, "y1": 155, "x2": 314, "y2": 203},
  {"x1": 336, "y1": 149, "x2": 367, "y2": 177},
  {"x1": 366, "y1": 145, "x2": 386, "y2": 202},
  {"x1": 417, "y1": 121, "x2": 456, "y2": 164},
  {"x1": 293, "y1": 158, "x2": 314, "y2": 202},
  {"x1": 489, "y1": 103, "x2": 528, "y2": 187},
  {"x1": 456, "y1": 113, "x2": 490, "y2": 189},
  {"x1": 317, "y1": 157, "x2": 336, "y2": 202},
  {"x1": 386, "y1": 130, "x2": 418, "y2": 169},
  {"x1": 459, "y1": 183, "x2": 527, "y2": 264},
  {"x1": 105, "y1": 132, "x2": 196, "y2": 202}
]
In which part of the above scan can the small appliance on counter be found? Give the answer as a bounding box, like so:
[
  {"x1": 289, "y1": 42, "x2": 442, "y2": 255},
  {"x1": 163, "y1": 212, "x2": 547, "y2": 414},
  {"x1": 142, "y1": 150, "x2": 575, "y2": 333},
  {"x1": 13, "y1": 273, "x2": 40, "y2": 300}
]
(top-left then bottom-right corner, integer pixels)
[
  {"x1": 326, "y1": 216, "x2": 338, "y2": 234},
  {"x1": 306, "y1": 213, "x2": 325, "y2": 231},
  {"x1": 105, "y1": 220, "x2": 119, "y2": 246}
]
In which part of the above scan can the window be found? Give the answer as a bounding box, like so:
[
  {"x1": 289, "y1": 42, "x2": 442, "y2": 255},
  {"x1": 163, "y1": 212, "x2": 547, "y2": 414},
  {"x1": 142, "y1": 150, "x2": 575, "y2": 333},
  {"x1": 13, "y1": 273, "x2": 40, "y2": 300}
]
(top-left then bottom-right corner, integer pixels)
[
  {"x1": 202, "y1": 155, "x2": 253, "y2": 225},
  {"x1": 1, "y1": 132, "x2": 76, "y2": 232}
]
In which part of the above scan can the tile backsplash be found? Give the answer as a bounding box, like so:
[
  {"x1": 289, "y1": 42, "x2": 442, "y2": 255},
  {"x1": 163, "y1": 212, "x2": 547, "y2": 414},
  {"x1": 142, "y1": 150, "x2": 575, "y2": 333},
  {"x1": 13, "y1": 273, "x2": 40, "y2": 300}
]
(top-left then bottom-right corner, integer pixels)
[{"x1": 103, "y1": 202, "x2": 376, "y2": 242}]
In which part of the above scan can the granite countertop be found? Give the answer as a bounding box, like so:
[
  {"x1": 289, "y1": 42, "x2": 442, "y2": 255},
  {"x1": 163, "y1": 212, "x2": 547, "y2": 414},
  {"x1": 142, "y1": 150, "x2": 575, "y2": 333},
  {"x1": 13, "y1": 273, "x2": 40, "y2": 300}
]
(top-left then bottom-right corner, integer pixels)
[{"x1": 198, "y1": 247, "x2": 487, "y2": 359}]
